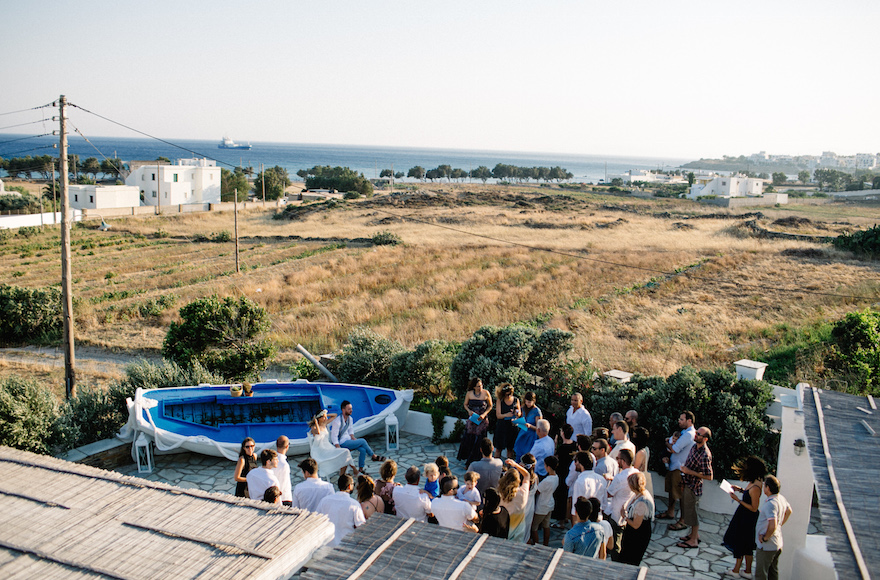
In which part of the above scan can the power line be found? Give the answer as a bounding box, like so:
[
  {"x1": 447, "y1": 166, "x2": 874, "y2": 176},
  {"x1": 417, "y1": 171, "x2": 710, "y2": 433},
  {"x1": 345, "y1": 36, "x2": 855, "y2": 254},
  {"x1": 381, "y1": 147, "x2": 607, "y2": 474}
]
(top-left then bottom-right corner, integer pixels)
[
  {"x1": 0, "y1": 133, "x2": 53, "y2": 147},
  {"x1": 68, "y1": 123, "x2": 126, "y2": 180},
  {"x1": 0, "y1": 119, "x2": 53, "y2": 131},
  {"x1": 68, "y1": 102, "x2": 240, "y2": 170},
  {"x1": 366, "y1": 205, "x2": 878, "y2": 301},
  {"x1": 0, "y1": 102, "x2": 54, "y2": 117},
  {"x1": 0, "y1": 144, "x2": 56, "y2": 157}
]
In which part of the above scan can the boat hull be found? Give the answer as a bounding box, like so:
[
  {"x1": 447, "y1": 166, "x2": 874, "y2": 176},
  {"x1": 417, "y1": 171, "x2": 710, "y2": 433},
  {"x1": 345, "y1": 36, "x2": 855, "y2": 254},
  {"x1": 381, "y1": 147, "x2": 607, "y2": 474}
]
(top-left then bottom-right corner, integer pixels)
[{"x1": 123, "y1": 380, "x2": 413, "y2": 460}]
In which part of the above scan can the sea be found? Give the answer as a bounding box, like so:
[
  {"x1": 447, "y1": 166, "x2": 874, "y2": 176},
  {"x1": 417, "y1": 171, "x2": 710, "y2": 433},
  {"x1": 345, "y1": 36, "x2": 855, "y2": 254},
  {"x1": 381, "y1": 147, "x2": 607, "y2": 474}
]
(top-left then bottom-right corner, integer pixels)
[{"x1": 0, "y1": 133, "x2": 690, "y2": 184}]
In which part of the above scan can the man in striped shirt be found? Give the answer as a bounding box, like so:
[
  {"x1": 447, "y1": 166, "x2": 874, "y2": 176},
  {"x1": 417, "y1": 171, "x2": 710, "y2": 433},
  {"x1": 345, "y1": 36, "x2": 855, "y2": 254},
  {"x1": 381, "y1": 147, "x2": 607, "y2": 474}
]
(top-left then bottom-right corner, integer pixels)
[{"x1": 676, "y1": 427, "x2": 713, "y2": 549}]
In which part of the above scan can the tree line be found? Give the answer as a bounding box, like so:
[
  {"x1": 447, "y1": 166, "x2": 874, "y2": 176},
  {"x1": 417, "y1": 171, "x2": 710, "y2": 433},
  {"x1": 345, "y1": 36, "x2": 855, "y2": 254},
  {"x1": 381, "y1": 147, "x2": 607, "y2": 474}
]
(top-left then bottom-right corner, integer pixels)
[
  {"x1": 398, "y1": 163, "x2": 573, "y2": 183},
  {"x1": 0, "y1": 154, "x2": 123, "y2": 182}
]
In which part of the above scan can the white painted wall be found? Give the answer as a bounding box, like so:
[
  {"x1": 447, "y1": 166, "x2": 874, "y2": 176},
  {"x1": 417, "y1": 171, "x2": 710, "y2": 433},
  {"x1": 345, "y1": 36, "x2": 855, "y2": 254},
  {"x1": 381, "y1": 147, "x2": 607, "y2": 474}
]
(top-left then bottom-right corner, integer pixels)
[
  {"x1": 69, "y1": 185, "x2": 140, "y2": 210},
  {"x1": 126, "y1": 159, "x2": 220, "y2": 206},
  {"x1": 0, "y1": 210, "x2": 80, "y2": 229}
]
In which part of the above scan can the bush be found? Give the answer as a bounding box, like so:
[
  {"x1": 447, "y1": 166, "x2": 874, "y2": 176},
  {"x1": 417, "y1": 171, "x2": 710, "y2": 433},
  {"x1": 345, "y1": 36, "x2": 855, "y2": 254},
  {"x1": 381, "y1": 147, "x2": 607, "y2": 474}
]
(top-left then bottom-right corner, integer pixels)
[
  {"x1": 138, "y1": 294, "x2": 177, "y2": 317},
  {"x1": 163, "y1": 295, "x2": 276, "y2": 381},
  {"x1": 583, "y1": 366, "x2": 775, "y2": 480},
  {"x1": 828, "y1": 308, "x2": 880, "y2": 393},
  {"x1": 391, "y1": 339, "x2": 461, "y2": 413},
  {"x1": 335, "y1": 327, "x2": 405, "y2": 387},
  {"x1": 0, "y1": 284, "x2": 63, "y2": 346},
  {"x1": 0, "y1": 375, "x2": 63, "y2": 454},
  {"x1": 833, "y1": 225, "x2": 880, "y2": 259},
  {"x1": 289, "y1": 357, "x2": 323, "y2": 381},
  {"x1": 449, "y1": 325, "x2": 574, "y2": 399},
  {"x1": 372, "y1": 230, "x2": 402, "y2": 246}
]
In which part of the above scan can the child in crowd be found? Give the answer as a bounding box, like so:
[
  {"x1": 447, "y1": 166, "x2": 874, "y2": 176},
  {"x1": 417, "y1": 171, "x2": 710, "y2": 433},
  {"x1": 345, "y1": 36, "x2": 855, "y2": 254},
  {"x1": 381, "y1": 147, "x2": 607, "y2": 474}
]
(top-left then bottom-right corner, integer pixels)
[
  {"x1": 457, "y1": 471, "x2": 482, "y2": 507},
  {"x1": 530, "y1": 456, "x2": 559, "y2": 546},
  {"x1": 424, "y1": 463, "x2": 440, "y2": 498},
  {"x1": 436, "y1": 455, "x2": 451, "y2": 477}
]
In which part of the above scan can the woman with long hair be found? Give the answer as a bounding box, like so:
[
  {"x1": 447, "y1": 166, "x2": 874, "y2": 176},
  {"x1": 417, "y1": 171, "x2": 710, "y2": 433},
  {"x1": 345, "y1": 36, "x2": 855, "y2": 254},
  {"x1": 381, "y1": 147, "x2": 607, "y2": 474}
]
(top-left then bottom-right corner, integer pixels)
[
  {"x1": 357, "y1": 474, "x2": 385, "y2": 520},
  {"x1": 498, "y1": 458, "x2": 532, "y2": 542},
  {"x1": 457, "y1": 377, "x2": 493, "y2": 467},
  {"x1": 722, "y1": 456, "x2": 767, "y2": 578},
  {"x1": 308, "y1": 409, "x2": 355, "y2": 478},
  {"x1": 233, "y1": 437, "x2": 258, "y2": 497},
  {"x1": 631, "y1": 426, "x2": 653, "y2": 498},
  {"x1": 374, "y1": 459, "x2": 400, "y2": 515},
  {"x1": 493, "y1": 383, "x2": 521, "y2": 460},
  {"x1": 517, "y1": 453, "x2": 539, "y2": 544},
  {"x1": 513, "y1": 391, "x2": 542, "y2": 462},
  {"x1": 479, "y1": 487, "x2": 509, "y2": 538},
  {"x1": 618, "y1": 472, "x2": 655, "y2": 566}
]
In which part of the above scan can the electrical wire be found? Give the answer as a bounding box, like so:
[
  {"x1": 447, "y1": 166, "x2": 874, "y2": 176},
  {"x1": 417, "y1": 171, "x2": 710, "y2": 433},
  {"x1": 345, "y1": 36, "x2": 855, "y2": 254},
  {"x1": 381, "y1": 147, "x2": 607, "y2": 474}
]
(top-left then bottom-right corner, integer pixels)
[
  {"x1": 0, "y1": 102, "x2": 54, "y2": 117},
  {"x1": 365, "y1": 205, "x2": 878, "y2": 301},
  {"x1": 68, "y1": 123, "x2": 126, "y2": 180},
  {"x1": 0, "y1": 145, "x2": 56, "y2": 157},
  {"x1": 0, "y1": 133, "x2": 53, "y2": 147},
  {"x1": 0, "y1": 119, "x2": 53, "y2": 131}
]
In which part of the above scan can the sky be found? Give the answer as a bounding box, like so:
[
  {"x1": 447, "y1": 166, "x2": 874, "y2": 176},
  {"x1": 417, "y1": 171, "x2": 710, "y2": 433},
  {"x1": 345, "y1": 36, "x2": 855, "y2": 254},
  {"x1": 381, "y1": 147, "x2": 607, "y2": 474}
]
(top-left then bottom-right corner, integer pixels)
[{"x1": 1, "y1": 0, "x2": 877, "y2": 160}]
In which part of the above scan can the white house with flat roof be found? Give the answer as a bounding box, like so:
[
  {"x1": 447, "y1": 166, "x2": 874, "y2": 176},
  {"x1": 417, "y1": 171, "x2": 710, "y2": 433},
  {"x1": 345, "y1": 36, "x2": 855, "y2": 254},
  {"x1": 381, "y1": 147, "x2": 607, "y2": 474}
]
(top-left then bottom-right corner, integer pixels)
[
  {"x1": 687, "y1": 175, "x2": 764, "y2": 199},
  {"x1": 126, "y1": 158, "x2": 220, "y2": 206},
  {"x1": 68, "y1": 184, "x2": 140, "y2": 210}
]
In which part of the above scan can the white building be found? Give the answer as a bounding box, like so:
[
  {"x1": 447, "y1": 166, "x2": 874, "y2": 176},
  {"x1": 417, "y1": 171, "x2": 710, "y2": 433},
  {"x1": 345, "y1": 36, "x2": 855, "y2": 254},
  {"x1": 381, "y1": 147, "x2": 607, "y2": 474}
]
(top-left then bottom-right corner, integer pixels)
[
  {"x1": 687, "y1": 175, "x2": 764, "y2": 199},
  {"x1": 68, "y1": 184, "x2": 140, "y2": 210},
  {"x1": 125, "y1": 158, "x2": 220, "y2": 206},
  {"x1": 606, "y1": 169, "x2": 687, "y2": 185}
]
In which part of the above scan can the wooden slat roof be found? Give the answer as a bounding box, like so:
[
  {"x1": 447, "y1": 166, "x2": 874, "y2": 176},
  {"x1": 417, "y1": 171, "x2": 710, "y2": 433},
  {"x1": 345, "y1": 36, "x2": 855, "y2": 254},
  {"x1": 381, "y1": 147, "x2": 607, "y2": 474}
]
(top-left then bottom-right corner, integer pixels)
[
  {"x1": 300, "y1": 514, "x2": 687, "y2": 580},
  {"x1": 803, "y1": 388, "x2": 879, "y2": 580},
  {"x1": 0, "y1": 446, "x2": 333, "y2": 580}
]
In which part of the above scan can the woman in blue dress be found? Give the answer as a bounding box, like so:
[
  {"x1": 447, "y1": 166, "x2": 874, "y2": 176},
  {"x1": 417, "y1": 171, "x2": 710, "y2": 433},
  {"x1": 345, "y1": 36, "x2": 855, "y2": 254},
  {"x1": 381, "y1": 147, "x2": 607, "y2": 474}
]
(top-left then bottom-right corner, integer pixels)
[{"x1": 513, "y1": 391, "x2": 542, "y2": 462}]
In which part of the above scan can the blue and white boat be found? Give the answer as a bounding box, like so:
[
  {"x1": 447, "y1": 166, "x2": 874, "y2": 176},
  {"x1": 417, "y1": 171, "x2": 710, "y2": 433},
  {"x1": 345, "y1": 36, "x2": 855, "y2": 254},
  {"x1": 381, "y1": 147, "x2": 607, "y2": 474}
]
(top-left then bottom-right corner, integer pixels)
[
  {"x1": 123, "y1": 380, "x2": 413, "y2": 460},
  {"x1": 218, "y1": 135, "x2": 252, "y2": 150}
]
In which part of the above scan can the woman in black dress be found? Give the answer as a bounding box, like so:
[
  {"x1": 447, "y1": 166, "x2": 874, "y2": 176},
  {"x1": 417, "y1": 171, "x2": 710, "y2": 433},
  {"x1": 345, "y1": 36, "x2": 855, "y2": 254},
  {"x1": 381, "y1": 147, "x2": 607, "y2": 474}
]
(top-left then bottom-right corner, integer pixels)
[
  {"x1": 479, "y1": 487, "x2": 510, "y2": 538},
  {"x1": 493, "y1": 383, "x2": 520, "y2": 460},
  {"x1": 457, "y1": 377, "x2": 493, "y2": 466},
  {"x1": 233, "y1": 437, "x2": 258, "y2": 497},
  {"x1": 722, "y1": 456, "x2": 767, "y2": 578}
]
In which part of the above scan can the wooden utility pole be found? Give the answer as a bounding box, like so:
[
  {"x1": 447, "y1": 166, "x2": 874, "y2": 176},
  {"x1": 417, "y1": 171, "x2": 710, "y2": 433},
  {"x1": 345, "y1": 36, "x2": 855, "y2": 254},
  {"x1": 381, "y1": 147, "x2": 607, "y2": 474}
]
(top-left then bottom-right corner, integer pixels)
[
  {"x1": 58, "y1": 95, "x2": 76, "y2": 398},
  {"x1": 261, "y1": 162, "x2": 265, "y2": 203},
  {"x1": 233, "y1": 188, "x2": 240, "y2": 273}
]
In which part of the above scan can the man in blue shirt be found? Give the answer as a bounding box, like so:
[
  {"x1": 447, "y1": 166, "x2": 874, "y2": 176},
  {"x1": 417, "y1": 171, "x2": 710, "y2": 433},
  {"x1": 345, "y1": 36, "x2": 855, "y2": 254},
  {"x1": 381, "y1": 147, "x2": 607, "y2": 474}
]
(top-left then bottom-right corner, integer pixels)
[
  {"x1": 564, "y1": 497, "x2": 607, "y2": 558},
  {"x1": 529, "y1": 419, "x2": 555, "y2": 478}
]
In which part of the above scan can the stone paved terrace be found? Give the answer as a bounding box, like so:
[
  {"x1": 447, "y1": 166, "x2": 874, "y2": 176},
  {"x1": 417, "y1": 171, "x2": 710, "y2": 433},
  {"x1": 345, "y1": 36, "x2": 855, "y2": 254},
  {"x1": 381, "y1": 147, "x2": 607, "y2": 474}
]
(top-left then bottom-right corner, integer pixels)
[{"x1": 114, "y1": 432, "x2": 821, "y2": 579}]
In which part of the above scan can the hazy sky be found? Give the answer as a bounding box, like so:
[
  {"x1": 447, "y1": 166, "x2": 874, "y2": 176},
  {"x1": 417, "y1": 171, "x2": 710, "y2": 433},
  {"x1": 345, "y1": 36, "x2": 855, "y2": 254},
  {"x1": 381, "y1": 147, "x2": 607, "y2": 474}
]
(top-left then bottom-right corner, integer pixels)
[{"x1": 2, "y1": 0, "x2": 876, "y2": 159}]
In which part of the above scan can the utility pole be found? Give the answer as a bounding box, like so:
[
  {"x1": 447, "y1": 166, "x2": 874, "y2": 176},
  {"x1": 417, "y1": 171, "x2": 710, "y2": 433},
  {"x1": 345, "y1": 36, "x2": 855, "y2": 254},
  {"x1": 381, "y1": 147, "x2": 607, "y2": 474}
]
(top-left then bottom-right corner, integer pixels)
[
  {"x1": 261, "y1": 162, "x2": 265, "y2": 203},
  {"x1": 233, "y1": 188, "x2": 240, "y2": 273},
  {"x1": 58, "y1": 95, "x2": 76, "y2": 398}
]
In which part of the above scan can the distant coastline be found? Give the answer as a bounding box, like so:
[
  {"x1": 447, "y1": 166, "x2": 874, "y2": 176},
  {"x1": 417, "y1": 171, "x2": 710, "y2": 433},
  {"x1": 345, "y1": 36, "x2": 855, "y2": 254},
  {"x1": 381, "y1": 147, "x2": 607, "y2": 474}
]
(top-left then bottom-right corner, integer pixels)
[{"x1": 0, "y1": 133, "x2": 689, "y2": 185}]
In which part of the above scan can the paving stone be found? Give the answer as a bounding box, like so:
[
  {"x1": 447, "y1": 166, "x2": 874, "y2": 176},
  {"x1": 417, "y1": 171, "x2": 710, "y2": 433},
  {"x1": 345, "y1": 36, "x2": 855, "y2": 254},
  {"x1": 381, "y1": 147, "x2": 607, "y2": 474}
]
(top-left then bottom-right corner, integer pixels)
[
  {"x1": 692, "y1": 559, "x2": 710, "y2": 572},
  {"x1": 181, "y1": 474, "x2": 210, "y2": 483},
  {"x1": 669, "y1": 554, "x2": 694, "y2": 567},
  {"x1": 176, "y1": 481, "x2": 201, "y2": 490},
  {"x1": 693, "y1": 573, "x2": 717, "y2": 580},
  {"x1": 699, "y1": 521, "x2": 720, "y2": 534},
  {"x1": 648, "y1": 565, "x2": 680, "y2": 574},
  {"x1": 156, "y1": 468, "x2": 185, "y2": 481}
]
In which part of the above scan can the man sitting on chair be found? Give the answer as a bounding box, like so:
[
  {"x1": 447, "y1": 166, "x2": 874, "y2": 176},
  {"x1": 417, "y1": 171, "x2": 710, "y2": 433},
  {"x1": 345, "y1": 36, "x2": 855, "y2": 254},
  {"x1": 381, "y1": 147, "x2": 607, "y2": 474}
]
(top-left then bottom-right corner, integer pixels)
[{"x1": 330, "y1": 400, "x2": 386, "y2": 475}]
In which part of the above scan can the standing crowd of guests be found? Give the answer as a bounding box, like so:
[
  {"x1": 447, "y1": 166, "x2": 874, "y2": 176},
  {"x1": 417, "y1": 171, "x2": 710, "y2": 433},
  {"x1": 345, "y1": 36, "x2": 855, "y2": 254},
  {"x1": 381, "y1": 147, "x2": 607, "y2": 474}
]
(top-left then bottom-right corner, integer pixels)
[{"x1": 232, "y1": 378, "x2": 792, "y2": 579}]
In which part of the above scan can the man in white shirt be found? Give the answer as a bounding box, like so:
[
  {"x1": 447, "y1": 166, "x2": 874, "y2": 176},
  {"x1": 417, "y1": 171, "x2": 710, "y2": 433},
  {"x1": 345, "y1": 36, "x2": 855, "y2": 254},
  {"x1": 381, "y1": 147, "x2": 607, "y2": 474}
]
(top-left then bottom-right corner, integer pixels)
[
  {"x1": 571, "y1": 452, "x2": 608, "y2": 516},
  {"x1": 329, "y1": 400, "x2": 385, "y2": 474},
  {"x1": 273, "y1": 436, "x2": 293, "y2": 506},
  {"x1": 755, "y1": 475, "x2": 792, "y2": 580},
  {"x1": 247, "y1": 449, "x2": 281, "y2": 502},
  {"x1": 566, "y1": 393, "x2": 593, "y2": 438},
  {"x1": 318, "y1": 474, "x2": 366, "y2": 547},
  {"x1": 609, "y1": 421, "x2": 636, "y2": 461},
  {"x1": 431, "y1": 477, "x2": 478, "y2": 532},
  {"x1": 291, "y1": 458, "x2": 334, "y2": 512},
  {"x1": 529, "y1": 420, "x2": 555, "y2": 478},
  {"x1": 604, "y1": 449, "x2": 638, "y2": 560},
  {"x1": 393, "y1": 466, "x2": 433, "y2": 522},
  {"x1": 658, "y1": 410, "x2": 696, "y2": 521}
]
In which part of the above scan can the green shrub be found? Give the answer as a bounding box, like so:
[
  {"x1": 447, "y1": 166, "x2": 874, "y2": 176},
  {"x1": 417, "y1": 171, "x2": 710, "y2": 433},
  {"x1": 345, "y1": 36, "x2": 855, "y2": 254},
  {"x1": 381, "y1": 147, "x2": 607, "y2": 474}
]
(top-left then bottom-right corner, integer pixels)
[
  {"x1": 449, "y1": 324, "x2": 574, "y2": 399},
  {"x1": 343, "y1": 191, "x2": 361, "y2": 200},
  {"x1": 828, "y1": 308, "x2": 880, "y2": 393},
  {"x1": 289, "y1": 357, "x2": 323, "y2": 381},
  {"x1": 0, "y1": 375, "x2": 63, "y2": 454},
  {"x1": 0, "y1": 284, "x2": 62, "y2": 346},
  {"x1": 584, "y1": 366, "x2": 775, "y2": 480},
  {"x1": 138, "y1": 294, "x2": 177, "y2": 317},
  {"x1": 58, "y1": 382, "x2": 133, "y2": 450},
  {"x1": 335, "y1": 327, "x2": 405, "y2": 387},
  {"x1": 163, "y1": 296, "x2": 276, "y2": 382},
  {"x1": 372, "y1": 230, "x2": 402, "y2": 246},
  {"x1": 833, "y1": 225, "x2": 880, "y2": 258},
  {"x1": 212, "y1": 230, "x2": 232, "y2": 243},
  {"x1": 390, "y1": 339, "x2": 461, "y2": 411}
]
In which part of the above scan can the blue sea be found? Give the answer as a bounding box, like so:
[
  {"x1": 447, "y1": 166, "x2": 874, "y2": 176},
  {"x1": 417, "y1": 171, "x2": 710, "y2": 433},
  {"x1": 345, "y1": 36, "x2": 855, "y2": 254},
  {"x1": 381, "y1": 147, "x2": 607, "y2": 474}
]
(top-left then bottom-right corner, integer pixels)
[{"x1": 0, "y1": 133, "x2": 689, "y2": 184}]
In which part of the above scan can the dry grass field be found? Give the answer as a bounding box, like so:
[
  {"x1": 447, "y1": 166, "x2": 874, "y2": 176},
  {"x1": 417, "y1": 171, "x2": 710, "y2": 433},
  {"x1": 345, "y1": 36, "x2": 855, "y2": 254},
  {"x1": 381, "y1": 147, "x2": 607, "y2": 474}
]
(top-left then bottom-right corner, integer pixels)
[{"x1": 2, "y1": 182, "x2": 879, "y2": 385}]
